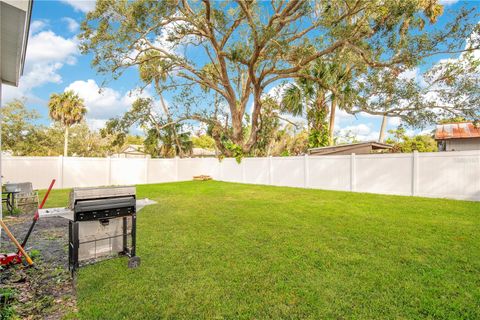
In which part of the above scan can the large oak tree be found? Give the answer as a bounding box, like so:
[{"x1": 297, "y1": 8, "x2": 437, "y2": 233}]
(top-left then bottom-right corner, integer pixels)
[{"x1": 80, "y1": 0, "x2": 477, "y2": 156}]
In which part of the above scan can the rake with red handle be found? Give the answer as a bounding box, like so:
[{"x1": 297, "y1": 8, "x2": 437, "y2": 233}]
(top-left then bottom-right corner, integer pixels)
[{"x1": 0, "y1": 179, "x2": 55, "y2": 266}]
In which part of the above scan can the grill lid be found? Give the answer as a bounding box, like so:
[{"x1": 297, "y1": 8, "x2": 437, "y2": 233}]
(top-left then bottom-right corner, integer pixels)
[
  {"x1": 70, "y1": 186, "x2": 136, "y2": 206},
  {"x1": 70, "y1": 186, "x2": 136, "y2": 221}
]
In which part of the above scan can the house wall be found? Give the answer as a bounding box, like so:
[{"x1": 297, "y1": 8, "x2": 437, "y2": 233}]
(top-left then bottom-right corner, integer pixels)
[
  {"x1": 445, "y1": 138, "x2": 480, "y2": 152},
  {"x1": 1, "y1": 0, "x2": 31, "y2": 245},
  {"x1": 0, "y1": 81, "x2": 3, "y2": 226},
  {"x1": 2, "y1": 150, "x2": 480, "y2": 201}
]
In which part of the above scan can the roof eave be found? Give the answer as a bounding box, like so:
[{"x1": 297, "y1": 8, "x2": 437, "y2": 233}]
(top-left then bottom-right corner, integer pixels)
[
  {"x1": 20, "y1": 0, "x2": 33, "y2": 77},
  {"x1": 0, "y1": 0, "x2": 33, "y2": 87}
]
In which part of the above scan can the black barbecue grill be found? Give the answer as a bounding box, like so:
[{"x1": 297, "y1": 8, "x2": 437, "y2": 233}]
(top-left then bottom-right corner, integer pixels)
[{"x1": 68, "y1": 186, "x2": 139, "y2": 272}]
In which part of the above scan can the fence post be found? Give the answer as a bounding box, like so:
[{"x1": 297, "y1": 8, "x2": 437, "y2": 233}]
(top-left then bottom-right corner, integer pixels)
[
  {"x1": 175, "y1": 156, "x2": 179, "y2": 181},
  {"x1": 107, "y1": 156, "x2": 112, "y2": 185},
  {"x1": 241, "y1": 159, "x2": 246, "y2": 183},
  {"x1": 350, "y1": 153, "x2": 356, "y2": 192},
  {"x1": 304, "y1": 154, "x2": 309, "y2": 188},
  {"x1": 268, "y1": 156, "x2": 273, "y2": 185},
  {"x1": 144, "y1": 156, "x2": 150, "y2": 184},
  {"x1": 218, "y1": 159, "x2": 222, "y2": 181},
  {"x1": 219, "y1": 159, "x2": 223, "y2": 181},
  {"x1": 58, "y1": 156, "x2": 64, "y2": 189},
  {"x1": 412, "y1": 151, "x2": 418, "y2": 196}
]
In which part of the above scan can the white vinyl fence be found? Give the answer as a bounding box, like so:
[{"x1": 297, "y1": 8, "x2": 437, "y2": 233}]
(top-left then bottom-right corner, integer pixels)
[{"x1": 3, "y1": 150, "x2": 480, "y2": 201}]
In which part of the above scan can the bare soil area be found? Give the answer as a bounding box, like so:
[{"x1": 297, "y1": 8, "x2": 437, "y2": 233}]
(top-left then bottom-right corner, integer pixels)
[{"x1": 0, "y1": 213, "x2": 76, "y2": 319}]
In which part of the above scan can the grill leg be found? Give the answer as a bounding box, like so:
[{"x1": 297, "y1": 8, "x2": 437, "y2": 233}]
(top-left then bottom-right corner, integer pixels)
[
  {"x1": 128, "y1": 214, "x2": 139, "y2": 268},
  {"x1": 68, "y1": 221, "x2": 73, "y2": 271},
  {"x1": 122, "y1": 217, "x2": 128, "y2": 255},
  {"x1": 69, "y1": 221, "x2": 79, "y2": 273},
  {"x1": 131, "y1": 213, "x2": 137, "y2": 257}
]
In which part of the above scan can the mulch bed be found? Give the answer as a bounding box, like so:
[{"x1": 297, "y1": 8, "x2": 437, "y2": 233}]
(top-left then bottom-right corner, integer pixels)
[{"x1": 1, "y1": 213, "x2": 76, "y2": 319}]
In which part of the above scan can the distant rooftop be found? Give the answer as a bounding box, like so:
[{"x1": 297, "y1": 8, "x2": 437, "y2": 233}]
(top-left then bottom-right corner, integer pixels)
[
  {"x1": 192, "y1": 147, "x2": 216, "y2": 157},
  {"x1": 435, "y1": 122, "x2": 480, "y2": 140},
  {"x1": 308, "y1": 141, "x2": 393, "y2": 156}
]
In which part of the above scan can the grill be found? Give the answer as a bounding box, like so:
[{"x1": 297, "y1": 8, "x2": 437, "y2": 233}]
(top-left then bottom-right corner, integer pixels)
[{"x1": 68, "y1": 186, "x2": 139, "y2": 272}]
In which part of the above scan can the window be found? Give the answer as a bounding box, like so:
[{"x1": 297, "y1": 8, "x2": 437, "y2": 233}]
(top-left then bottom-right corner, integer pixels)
[{"x1": 438, "y1": 140, "x2": 446, "y2": 151}]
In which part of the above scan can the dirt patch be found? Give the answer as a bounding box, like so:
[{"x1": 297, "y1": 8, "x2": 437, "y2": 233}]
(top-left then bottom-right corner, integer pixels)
[{"x1": 1, "y1": 213, "x2": 76, "y2": 319}]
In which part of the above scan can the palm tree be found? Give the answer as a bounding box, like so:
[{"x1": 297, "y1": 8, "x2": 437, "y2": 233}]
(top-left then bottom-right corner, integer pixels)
[
  {"x1": 324, "y1": 60, "x2": 357, "y2": 145},
  {"x1": 281, "y1": 60, "x2": 354, "y2": 147},
  {"x1": 281, "y1": 61, "x2": 330, "y2": 148},
  {"x1": 48, "y1": 90, "x2": 87, "y2": 156},
  {"x1": 144, "y1": 124, "x2": 193, "y2": 158}
]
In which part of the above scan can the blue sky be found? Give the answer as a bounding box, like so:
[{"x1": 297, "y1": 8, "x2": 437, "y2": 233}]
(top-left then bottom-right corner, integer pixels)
[{"x1": 2, "y1": 0, "x2": 478, "y2": 141}]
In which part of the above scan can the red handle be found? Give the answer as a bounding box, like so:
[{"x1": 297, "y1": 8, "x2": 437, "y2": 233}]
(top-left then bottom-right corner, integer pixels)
[{"x1": 34, "y1": 179, "x2": 56, "y2": 220}]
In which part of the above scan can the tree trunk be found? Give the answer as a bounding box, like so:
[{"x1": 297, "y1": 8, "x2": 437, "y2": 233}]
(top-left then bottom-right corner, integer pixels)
[
  {"x1": 158, "y1": 91, "x2": 184, "y2": 158},
  {"x1": 379, "y1": 114, "x2": 388, "y2": 143},
  {"x1": 243, "y1": 89, "x2": 263, "y2": 153},
  {"x1": 328, "y1": 95, "x2": 337, "y2": 146},
  {"x1": 313, "y1": 92, "x2": 322, "y2": 132},
  {"x1": 231, "y1": 110, "x2": 244, "y2": 145},
  {"x1": 64, "y1": 126, "x2": 69, "y2": 157},
  {"x1": 211, "y1": 127, "x2": 231, "y2": 157}
]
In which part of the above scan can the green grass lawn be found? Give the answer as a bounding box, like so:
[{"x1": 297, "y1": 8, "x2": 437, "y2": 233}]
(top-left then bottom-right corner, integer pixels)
[{"x1": 42, "y1": 181, "x2": 480, "y2": 319}]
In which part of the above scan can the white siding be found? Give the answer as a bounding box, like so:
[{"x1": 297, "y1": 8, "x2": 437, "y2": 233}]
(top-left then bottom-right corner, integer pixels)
[{"x1": 445, "y1": 138, "x2": 480, "y2": 152}]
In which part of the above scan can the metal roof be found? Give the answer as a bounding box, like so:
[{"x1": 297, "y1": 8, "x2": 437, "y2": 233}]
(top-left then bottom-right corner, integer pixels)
[
  {"x1": 192, "y1": 147, "x2": 216, "y2": 157},
  {"x1": 308, "y1": 141, "x2": 393, "y2": 155},
  {"x1": 435, "y1": 122, "x2": 480, "y2": 140}
]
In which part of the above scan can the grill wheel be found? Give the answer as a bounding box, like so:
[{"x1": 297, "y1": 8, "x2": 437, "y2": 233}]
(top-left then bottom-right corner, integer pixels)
[{"x1": 128, "y1": 256, "x2": 141, "y2": 268}]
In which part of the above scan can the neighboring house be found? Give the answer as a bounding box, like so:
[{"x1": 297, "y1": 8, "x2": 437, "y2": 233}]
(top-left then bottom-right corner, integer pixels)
[
  {"x1": 308, "y1": 141, "x2": 393, "y2": 156},
  {"x1": 111, "y1": 145, "x2": 149, "y2": 158},
  {"x1": 191, "y1": 147, "x2": 216, "y2": 157},
  {"x1": 435, "y1": 122, "x2": 480, "y2": 152}
]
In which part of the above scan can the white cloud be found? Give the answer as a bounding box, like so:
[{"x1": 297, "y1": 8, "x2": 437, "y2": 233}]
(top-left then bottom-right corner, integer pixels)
[
  {"x1": 465, "y1": 25, "x2": 480, "y2": 60},
  {"x1": 266, "y1": 84, "x2": 286, "y2": 103},
  {"x1": 421, "y1": 24, "x2": 480, "y2": 108},
  {"x1": 388, "y1": 117, "x2": 401, "y2": 127},
  {"x1": 398, "y1": 67, "x2": 428, "y2": 88},
  {"x1": 86, "y1": 119, "x2": 107, "y2": 131},
  {"x1": 342, "y1": 123, "x2": 370, "y2": 135},
  {"x1": 405, "y1": 129, "x2": 415, "y2": 137},
  {"x1": 60, "y1": 0, "x2": 96, "y2": 13},
  {"x1": 2, "y1": 31, "x2": 79, "y2": 103},
  {"x1": 65, "y1": 79, "x2": 131, "y2": 119},
  {"x1": 439, "y1": 0, "x2": 459, "y2": 5},
  {"x1": 419, "y1": 128, "x2": 435, "y2": 136},
  {"x1": 337, "y1": 123, "x2": 379, "y2": 142},
  {"x1": 334, "y1": 109, "x2": 356, "y2": 127},
  {"x1": 26, "y1": 31, "x2": 78, "y2": 65},
  {"x1": 126, "y1": 19, "x2": 193, "y2": 65},
  {"x1": 62, "y1": 17, "x2": 80, "y2": 33},
  {"x1": 64, "y1": 79, "x2": 156, "y2": 129},
  {"x1": 30, "y1": 20, "x2": 49, "y2": 34}
]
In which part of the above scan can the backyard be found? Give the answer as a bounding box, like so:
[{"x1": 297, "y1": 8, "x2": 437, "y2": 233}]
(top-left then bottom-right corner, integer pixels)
[{"x1": 38, "y1": 181, "x2": 480, "y2": 319}]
